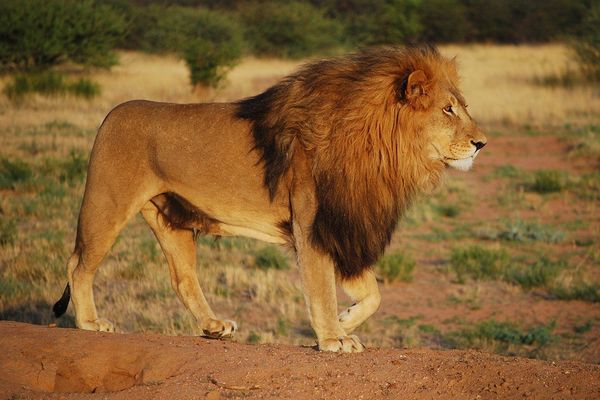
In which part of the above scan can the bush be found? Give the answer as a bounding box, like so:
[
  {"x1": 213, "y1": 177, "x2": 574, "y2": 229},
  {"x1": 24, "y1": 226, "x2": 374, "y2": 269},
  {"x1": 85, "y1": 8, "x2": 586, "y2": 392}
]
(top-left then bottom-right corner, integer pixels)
[
  {"x1": 124, "y1": 6, "x2": 242, "y2": 87},
  {"x1": 181, "y1": 11, "x2": 243, "y2": 87},
  {"x1": 333, "y1": 0, "x2": 421, "y2": 46},
  {"x1": 241, "y1": 1, "x2": 343, "y2": 58},
  {"x1": 417, "y1": 0, "x2": 469, "y2": 43},
  {"x1": 571, "y1": 4, "x2": 600, "y2": 82},
  {"x1": 0, "y1": 0, "x2": 125, "y2": 71},
  {"x1": 254, "y1": 246, "x2": 289, "y2": 270},
  {"x1": 376, "y1": 251, "x2": 415, "y2": 283}
]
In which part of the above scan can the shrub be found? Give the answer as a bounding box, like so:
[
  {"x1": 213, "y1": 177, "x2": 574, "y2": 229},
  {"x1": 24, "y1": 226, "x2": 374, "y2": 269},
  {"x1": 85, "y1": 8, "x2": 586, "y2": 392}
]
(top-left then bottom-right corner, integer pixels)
[
  {"x1": 240, "y1": 1, "x2": 343, "y2": 58},
  {"x1": 335, "y1": 0, "x2": 421, "y2": 46},
  {"x1": 0, "y1": 0, "x2": 125, "y2": 71},
  {"x1": 254, "y1": 246, "x2": 289, "y2": 270},
  {"x1": 124, "y1": 6, "x2": 242, "y2": 87},
  {"x1": 571, "y1": 4, "x2": 600, "y2": 82},
  {"x1": 417, "y1": 0, "x2": 469, "y2": 43},
  {"x1": 376, "y1": 251, "x2": 416, "y2": 283},
  {"x1": 182, "y1": 11, "x2": 243, "y2": 87}
]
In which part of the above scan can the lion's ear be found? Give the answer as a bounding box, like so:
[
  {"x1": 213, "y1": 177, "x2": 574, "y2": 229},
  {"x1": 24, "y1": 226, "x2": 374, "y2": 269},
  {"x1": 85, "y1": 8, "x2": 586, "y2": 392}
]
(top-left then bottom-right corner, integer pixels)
[{"x1": 400, "y1": 70, "x2": 431, "y2": 109}]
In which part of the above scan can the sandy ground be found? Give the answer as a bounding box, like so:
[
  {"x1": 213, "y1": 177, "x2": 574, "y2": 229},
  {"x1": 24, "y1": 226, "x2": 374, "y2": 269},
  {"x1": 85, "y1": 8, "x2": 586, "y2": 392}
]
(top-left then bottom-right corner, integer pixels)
[{"x1": 1, "y1": 321, "x2": 599, "y2": 400}]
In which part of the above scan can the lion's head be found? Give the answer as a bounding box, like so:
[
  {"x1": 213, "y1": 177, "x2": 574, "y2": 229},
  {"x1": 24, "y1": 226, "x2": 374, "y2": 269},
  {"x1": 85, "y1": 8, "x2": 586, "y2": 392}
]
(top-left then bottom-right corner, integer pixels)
[
  {"x1": 237, "y1": 45, "x2": 486, "y2": 279},
  {"x1": 399, "y1": 61, "x2": 487, "y2": 172}
]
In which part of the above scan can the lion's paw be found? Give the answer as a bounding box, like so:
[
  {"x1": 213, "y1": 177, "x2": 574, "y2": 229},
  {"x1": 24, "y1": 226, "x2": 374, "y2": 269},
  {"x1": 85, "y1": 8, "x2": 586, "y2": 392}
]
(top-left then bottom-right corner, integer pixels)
[
  {"x1": 79, "y1": 318, "x2": 115, "y2": 332},
  {"x1": 318, "y1": 335, "x2": 365, "y2": 353},
  {"x1": 201, "y1": 318, "x2": 237, "y2": 339}
]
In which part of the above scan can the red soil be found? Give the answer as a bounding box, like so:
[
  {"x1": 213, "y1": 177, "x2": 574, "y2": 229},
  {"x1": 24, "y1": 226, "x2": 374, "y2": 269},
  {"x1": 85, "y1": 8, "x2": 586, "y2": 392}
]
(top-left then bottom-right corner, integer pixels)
[{"x1": 1, "y1": 321, "x2": 599, "y2": 400}]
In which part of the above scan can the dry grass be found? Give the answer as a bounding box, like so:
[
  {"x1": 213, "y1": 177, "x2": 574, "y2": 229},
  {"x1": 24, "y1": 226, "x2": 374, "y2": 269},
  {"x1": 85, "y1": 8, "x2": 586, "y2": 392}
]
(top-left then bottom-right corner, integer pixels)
[
  {"x1": 442, "y1": 44, "x2": 600, "y2": 127},
  {"x1": 1, "y1": 44, "x2": 599, "y2": 359}
]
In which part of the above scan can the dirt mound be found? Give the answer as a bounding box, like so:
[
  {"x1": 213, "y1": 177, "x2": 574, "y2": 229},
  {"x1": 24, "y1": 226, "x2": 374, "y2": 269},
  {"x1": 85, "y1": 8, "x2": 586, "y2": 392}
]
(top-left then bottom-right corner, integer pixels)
[{"x1": 1, "y1": 322, "x2": 599, "y2": 399}]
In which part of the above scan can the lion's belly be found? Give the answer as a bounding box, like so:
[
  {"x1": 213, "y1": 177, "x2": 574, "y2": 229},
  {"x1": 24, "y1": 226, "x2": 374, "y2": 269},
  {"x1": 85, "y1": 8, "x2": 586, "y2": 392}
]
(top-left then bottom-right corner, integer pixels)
[{"x1": 212, "y1": 222, "x2": 287, "y2": 244}]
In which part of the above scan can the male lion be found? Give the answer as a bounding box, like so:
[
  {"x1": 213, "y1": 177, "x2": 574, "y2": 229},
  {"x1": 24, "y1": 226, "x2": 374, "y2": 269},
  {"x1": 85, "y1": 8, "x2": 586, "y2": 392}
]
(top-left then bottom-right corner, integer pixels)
[{"x1": 53, "y1": 45, "x2": 486, "y2": 353}]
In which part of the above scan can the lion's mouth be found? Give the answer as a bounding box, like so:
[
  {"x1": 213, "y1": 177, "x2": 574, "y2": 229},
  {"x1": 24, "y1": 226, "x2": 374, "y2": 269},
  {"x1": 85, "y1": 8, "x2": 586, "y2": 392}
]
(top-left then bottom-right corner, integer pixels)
[{"x1": 446, "y1": 156, "x2": 474, "y2": 171}]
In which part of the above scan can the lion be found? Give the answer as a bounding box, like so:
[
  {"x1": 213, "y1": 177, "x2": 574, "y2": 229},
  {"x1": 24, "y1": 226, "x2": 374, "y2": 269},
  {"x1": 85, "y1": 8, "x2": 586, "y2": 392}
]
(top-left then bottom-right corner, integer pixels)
[{"x1": 53, "y1": 45, "x2": 486, "y2": 353}]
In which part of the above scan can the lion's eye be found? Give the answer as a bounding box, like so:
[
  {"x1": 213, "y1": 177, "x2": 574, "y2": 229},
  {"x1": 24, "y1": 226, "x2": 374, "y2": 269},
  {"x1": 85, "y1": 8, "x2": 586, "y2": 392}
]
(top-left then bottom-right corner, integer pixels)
[{"x1": 443, "y1": 105, "x2": 454, "y2": 115}]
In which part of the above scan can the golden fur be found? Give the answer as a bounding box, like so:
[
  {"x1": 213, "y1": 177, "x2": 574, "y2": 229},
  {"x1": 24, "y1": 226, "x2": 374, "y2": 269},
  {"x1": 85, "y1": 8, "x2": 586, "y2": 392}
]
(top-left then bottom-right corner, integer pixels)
[{"x1": 54, "y1": 45, "x2": 486, "y2": 353}]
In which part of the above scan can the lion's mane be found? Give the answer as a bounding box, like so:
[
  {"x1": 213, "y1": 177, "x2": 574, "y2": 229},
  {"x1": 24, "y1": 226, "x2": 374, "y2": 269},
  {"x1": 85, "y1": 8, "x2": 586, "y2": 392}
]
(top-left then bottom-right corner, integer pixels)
[{"x1": 237, "y1": 45, "x2": 455, "y2": 278}]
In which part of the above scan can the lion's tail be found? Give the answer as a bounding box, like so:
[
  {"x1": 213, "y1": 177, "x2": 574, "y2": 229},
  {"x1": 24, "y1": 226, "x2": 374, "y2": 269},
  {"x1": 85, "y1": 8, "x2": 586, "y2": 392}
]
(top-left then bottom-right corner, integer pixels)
[{"x1": 52, "y1": 283, "x2": 70, "y2": 318}]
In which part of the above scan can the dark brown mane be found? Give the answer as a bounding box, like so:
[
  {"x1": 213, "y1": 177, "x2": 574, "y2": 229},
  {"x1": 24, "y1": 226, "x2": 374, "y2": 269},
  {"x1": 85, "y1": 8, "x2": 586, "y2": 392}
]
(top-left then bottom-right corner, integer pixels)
[{"x1": 236, "y1": 45, "x2": 454, "y2": 278}]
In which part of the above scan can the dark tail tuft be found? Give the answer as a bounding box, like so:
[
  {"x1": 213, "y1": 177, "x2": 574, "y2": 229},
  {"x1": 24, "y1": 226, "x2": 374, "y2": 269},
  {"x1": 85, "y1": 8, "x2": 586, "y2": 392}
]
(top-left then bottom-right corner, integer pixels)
[{"x1": 53, "y1": 283, "x2": 70, "y2": 318}]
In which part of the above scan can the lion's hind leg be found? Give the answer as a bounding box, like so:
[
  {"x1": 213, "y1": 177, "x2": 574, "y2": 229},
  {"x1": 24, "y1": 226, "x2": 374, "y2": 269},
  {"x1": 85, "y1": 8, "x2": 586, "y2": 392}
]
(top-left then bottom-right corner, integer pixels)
[
  {"x1": 338, "y1": 269, "x2": 381, "y2": 334},
  {"x1": 141, "y1": 200, "x2": 236, "y2": 339}
]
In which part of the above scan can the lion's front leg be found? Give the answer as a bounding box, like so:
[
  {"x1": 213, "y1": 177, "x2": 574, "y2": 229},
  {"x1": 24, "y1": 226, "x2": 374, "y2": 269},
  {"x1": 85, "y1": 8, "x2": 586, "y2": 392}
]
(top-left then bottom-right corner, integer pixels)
[
  {"x1": 338, "y1": 269, "x2": 381, "y2": 334},
  {"x1": 292, "y1": 215, "x2": 364, "y2": 353}
]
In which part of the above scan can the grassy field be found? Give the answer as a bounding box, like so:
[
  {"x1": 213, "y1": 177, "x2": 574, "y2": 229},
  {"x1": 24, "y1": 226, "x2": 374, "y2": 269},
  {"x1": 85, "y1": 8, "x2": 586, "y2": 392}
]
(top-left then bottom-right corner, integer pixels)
[{"x1": 1, "y1": 44, "x2": 599, "y2": 362}]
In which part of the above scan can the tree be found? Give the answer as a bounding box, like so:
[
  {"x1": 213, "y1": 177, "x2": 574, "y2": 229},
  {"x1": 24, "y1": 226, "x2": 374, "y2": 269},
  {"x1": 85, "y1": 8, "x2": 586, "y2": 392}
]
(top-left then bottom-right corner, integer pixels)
[{"x1": 0, "y1": 0, "x2": 125, "y2": 71}]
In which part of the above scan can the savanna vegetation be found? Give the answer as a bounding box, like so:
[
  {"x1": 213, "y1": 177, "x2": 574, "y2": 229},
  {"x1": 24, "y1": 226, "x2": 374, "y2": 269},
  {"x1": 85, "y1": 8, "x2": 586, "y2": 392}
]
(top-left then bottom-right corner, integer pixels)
[{"x1": 0, "y1": 1, "x2": 599, "y2": 365}]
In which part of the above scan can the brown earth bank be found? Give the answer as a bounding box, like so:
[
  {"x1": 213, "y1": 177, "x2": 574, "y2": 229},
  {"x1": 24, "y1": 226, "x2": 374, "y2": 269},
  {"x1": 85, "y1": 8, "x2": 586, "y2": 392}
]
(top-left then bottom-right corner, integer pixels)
[{"x1": 1, "y1": 322, "x2": 599, "y2": 400}]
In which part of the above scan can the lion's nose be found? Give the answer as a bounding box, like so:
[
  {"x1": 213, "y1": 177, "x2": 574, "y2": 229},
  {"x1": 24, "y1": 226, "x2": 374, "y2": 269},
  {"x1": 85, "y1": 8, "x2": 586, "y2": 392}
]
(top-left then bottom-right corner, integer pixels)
[{"x1": 471, "y1": 140, "x2": 486, "y2": 150}]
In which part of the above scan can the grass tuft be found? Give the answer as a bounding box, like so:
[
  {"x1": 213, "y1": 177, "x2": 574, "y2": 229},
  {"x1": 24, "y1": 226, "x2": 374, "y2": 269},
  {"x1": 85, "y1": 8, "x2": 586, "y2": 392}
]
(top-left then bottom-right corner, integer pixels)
[
  {"x1": 0, "y1": 218, "x2": 17, "y2": 246},
  {"x1": 448, "y1": 320, "x2": 556, "y2": 349},
  {"x1": 530, "y1": 170, "x2": 566, "y2": 193},
  {"x1": 376, "y1": 251, "x2": 416, "y2": 283},
  {"x1": 4, "y1": 71, "x2": 100, "y2": 101},
  {"x1": 254, "y1": 246, "x2": 289, "y2": 270},
  {"x1": 450, "y1": 245, "x2": 509, "y2": 283},
  {"x1": 488, "y1": 219, "x2": 566, "y2": 243},
  {"x1": 550, "y1": 282, "x2": 600, "y2": 303},
  {"x1": 504, "y1": 259, "x2": 565, "y2": 290},
  {"x1": 0, "y1": 158, "x2": 33, "y2": 189}
]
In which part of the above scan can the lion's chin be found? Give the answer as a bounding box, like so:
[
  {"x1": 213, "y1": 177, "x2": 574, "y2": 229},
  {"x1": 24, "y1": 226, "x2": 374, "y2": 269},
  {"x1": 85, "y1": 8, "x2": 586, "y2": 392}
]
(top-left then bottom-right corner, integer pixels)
[{"x1": 447, "y1": 157, "x2": 474, "y2": 171}]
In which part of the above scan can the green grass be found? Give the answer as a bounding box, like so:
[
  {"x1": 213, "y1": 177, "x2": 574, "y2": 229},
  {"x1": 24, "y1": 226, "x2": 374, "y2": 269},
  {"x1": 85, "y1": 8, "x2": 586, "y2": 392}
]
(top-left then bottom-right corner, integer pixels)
[
  {"x1": 490, "y1": 165, "x2": 527, "y2": 180},
  {"x1": 504, "y1": 259, "x2": 565, "y2": 290},
  {"x1": 573, "y1": 320, "x2": 593, "y2": 334},
  {"x1": 450, "y1": 245, "x2": 510, "y2": 283},
  {"x1": 570, "y1": 172, "x2": 600, "y2": 201},
  {"x1": 376, "y1": 251, "x2": 416, "y2": 283},
  {"x1": 4, "y1": 71, "x2": 100, "y2": 102},
  {"x1": 550, "y1": 282, "x2": 600, "y2": 303},
  {"x1": 433, "y1": 203, "x2": 460, "y2": 218},
  {"x1": 0, "y1": 158, "x2": 33, "y2": 189},
  {"x1": 478, "y1": 218, "x2": 565, "y2": 243},
  {"x1": 0, "y1": 218, "x2": 17, "y2": 247},
  {"x1": 254, "y1": 246, "x2": 289, "y2": 270},
  {"x1": 447, "y1": 320, "x2": 556, "y2": 353},
  {"x1": 247, "y1": 331, "x2": 262, "y2": 344},
  {"x1": 450, "y1": 245, "x2": 566, "y2": 291},
  {"x1": 529, "y1": 170, "x2": 566, "y2": 193}
]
